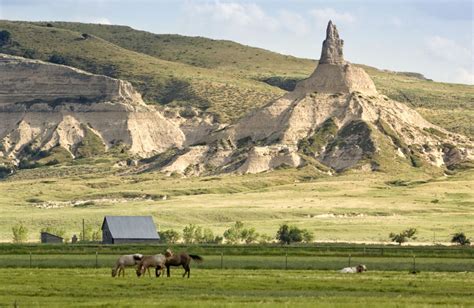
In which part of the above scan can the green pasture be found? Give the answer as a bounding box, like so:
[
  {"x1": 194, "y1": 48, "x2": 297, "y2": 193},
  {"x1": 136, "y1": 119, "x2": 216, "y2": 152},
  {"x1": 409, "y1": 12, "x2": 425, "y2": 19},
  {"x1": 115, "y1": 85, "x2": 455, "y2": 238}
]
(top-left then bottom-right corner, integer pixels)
[
  {"x1": 0, "y1": 269, "x2": 472, "y2": 307},
  {"x1": 0, "y1": 166, "x2": 472, "y2": 243}
]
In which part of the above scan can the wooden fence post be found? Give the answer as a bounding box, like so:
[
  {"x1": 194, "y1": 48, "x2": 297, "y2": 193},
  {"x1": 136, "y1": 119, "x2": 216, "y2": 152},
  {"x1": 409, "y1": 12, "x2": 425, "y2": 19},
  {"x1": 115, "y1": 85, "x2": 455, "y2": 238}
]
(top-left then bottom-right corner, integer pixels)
[
  {"x1": 220, "y1": 252, "x2": 223, "y2": 269},
  {"x1": 29, "y1": 252, "x2": 32, "y2": 268},
  {"x1": 412, "y1": 255, "x2": 416, "y2": 272},
  {"x1": 95, "y1": 251, "x2": 98, "y2": 268},
  {"x1": 285, "y1": 251, "x2": 288, "y2": 270},
  {"x1": 348, "y1": 254, "x2": 351, "y2": 267}
]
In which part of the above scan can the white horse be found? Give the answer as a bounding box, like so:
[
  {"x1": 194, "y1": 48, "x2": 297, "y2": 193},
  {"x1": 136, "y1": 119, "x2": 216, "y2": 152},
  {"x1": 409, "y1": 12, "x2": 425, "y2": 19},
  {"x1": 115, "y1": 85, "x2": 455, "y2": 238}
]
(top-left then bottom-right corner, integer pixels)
[
  {"x1": 340, "y1": 264, "x2": 367, "y2": 273},
  {"x1": 112, "y1": 254, "x2": 144, "y2": 277}
]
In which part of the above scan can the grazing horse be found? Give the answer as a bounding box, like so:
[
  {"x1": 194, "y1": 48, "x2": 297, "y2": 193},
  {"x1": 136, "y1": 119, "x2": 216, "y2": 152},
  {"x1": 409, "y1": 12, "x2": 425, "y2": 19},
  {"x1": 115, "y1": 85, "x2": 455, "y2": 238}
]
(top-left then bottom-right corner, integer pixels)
[
  {"x1": 164, "y1": 249, "x2": 203, "y2": 278},
  {"x1": 136, "y1": 254, "x2": 166, "y2": 278},
  {"x1": 340, "y1": 264, "x2": 367, "y2": 273},
  {"x1": 112, "y1": 254, "x2": 143, "y2": 277}
]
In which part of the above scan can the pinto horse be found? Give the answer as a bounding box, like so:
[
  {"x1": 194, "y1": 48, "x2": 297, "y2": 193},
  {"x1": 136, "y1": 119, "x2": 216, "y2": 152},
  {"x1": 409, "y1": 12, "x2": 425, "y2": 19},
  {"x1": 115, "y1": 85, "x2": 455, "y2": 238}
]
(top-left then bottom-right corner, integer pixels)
[
  {"x1": 112, "y1": 254, "x2": 143, "y2": 277},
  {"x1": 164, "y1": 249, "x2": 203, "y2": 278}
]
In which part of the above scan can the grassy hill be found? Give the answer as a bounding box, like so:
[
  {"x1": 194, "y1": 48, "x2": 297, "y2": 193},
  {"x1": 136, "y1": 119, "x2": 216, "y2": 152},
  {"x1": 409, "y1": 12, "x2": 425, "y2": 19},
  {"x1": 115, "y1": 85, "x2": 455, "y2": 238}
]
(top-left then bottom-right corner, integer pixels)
[{"x1": 0, "y1": 20, "x2": 473, "y2": 136}]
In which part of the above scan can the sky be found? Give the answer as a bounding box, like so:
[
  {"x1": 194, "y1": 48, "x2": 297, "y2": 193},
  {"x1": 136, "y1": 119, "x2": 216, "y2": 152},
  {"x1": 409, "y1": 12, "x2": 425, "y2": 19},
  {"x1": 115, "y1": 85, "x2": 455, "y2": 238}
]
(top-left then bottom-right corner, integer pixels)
[{"x1": 0, "y1": 0, "x2": 473, "y2": 84}]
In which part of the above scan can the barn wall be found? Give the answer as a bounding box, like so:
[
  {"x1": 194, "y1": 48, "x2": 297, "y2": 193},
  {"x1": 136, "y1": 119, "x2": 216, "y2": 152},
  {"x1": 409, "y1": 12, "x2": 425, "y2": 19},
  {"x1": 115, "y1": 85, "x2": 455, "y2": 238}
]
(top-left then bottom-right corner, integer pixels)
[{"x1": 101, "y1": 222, "x2": 113, "y2": 244}]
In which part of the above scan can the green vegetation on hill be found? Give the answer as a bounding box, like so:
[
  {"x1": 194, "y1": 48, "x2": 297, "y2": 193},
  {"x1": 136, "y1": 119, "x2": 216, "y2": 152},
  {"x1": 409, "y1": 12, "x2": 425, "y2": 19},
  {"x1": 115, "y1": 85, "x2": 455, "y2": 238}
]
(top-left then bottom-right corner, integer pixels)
[{"x1": 0, "y1": 20, "x2": 472, "y2": 136}]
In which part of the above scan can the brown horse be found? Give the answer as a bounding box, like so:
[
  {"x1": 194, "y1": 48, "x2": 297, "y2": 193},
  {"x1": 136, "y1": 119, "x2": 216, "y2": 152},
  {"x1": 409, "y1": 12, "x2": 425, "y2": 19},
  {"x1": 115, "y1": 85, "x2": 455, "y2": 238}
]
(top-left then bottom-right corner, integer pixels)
[
  {"x1": 136, "y1": 254, "x2": 166, "y2": 278},
  {"x1": 164, "y1": 249, "x2": 203, "y2": 278}
]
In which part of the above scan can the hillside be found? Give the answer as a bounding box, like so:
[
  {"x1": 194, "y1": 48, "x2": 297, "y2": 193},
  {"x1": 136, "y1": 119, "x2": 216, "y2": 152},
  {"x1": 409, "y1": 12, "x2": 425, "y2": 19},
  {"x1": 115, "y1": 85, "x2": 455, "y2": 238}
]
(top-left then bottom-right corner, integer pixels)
[{"x1": 0, "y1": 20, "x2": 473, "y2": 137}]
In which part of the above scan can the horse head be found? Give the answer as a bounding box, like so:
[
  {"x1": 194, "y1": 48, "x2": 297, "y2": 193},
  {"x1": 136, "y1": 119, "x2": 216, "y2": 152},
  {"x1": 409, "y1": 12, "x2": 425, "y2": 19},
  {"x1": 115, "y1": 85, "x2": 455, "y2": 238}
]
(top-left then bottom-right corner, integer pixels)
[
  {"x1": 165, "y1": 249, "x2": 174, "y2": 258},
  {"x1": 112, "y1": 268, "x2": 117, "y2": 277}
]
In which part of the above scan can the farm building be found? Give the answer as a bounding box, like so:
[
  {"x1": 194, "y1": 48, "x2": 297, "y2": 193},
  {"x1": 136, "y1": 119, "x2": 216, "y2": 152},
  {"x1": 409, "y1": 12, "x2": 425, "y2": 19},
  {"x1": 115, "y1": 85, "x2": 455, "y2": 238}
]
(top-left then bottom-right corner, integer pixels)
[
  {"x1": 41, "y1": 232, "x2": 63, "y2": 244},
  {"x1": 101, "y1": 216, "x2": 160, "y2": 244}
]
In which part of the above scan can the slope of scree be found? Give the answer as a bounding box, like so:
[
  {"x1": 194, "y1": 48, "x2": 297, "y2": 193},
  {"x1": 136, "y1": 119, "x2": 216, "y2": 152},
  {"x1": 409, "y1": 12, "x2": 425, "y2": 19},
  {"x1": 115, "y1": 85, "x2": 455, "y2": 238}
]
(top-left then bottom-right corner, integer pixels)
[{"x1": 156, "y1": 21, "x2": 473, "y2": 176}]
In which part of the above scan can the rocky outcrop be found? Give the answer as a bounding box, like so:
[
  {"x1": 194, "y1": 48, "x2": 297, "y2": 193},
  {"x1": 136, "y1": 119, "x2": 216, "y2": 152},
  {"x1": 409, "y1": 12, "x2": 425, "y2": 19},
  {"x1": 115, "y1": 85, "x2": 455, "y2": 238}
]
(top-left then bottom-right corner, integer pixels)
[
  {"x1": 156, "y1": 21, "x2": 472, "y2": 175},
  {"x1": 319, "y1": 21, "x2": 345, "y2": 65},
  {"x1": 0, "y1": 54, "x2": 185, "y2": 162}
]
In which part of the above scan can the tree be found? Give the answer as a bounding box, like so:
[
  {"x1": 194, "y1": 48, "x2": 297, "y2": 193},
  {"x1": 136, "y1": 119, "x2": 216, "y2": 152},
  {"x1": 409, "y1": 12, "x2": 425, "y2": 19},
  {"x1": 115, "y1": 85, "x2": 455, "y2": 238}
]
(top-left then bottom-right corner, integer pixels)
[
  {"x1": 12, "y1": 223, "x2": 28, "y2": 243},
  {"x1": 451, "y1": 232, "x2": 470, "y2": 246},
  {"x1": 223, "y1": 221, "x2": 244, "y2": 244},
  {"x1": 182, "y1": 224, "x2": 197, "y2": 244},
  {"x1": 201, "y1": 228, "x2": 215, "y2": 243},
  {"x1": 0, "y1": 30, "x2": 11, "y2": 46},
  {"x1": 160, "y1": 229, "x2": 180, "y2": 244},
  {"x1": 241, "y1": 227, "x2": 259, "y2": 244},
  {"x1": 389, "y1": 228, "x2": 417, "y2": 245},
  {"x1": 80, "y1": 226, "x2": 93, "y2": 241},
  {"x1": 302, "y1": 229, "x2": 315, "y2": 243},
  {"x1": 276, "y1": 224, "x2": 313, "y2": 245}
]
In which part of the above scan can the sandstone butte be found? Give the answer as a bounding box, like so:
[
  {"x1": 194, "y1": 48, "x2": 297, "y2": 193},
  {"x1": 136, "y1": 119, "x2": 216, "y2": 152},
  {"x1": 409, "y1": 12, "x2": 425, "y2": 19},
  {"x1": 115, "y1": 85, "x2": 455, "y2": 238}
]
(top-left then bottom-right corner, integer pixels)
[{"x1": 0, "y1": 21, "x2": 472, "y2": 175}]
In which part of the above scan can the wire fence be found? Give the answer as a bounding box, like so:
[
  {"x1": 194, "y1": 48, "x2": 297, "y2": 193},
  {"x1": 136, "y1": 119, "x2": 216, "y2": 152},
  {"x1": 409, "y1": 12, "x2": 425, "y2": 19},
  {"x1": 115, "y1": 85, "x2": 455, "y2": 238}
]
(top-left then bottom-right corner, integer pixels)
[{"x1": 0, "y1": 253, "x2": 472, "y2": 272}]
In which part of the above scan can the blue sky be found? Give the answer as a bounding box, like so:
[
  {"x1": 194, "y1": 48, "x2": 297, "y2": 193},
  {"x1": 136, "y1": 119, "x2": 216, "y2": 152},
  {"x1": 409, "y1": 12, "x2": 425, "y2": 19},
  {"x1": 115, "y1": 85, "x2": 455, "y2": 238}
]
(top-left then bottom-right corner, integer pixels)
[{"x1": 1, "y1": 0, "x2": 472, "y2": 84}]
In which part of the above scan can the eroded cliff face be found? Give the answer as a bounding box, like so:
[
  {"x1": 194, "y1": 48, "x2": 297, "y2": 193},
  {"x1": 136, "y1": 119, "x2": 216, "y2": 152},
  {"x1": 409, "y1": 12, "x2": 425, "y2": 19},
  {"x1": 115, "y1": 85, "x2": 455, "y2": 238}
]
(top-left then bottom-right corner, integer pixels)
[
  {"x1": 155, "y1": 21, "x2": 472, "y2": 175},
  {"x1": 0, "y1": 54, "x2": 185, "y2": 162}
]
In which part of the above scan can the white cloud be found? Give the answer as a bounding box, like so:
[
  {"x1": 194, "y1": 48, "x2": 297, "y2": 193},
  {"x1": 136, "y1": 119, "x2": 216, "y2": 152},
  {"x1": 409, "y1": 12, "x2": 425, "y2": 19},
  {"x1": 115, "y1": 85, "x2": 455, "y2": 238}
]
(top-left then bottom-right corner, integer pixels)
[
  {"x1": 277, "y1": 10, "x2": 310, "y2": 35},
  {"x1": 425, "y1": 36, "x2": 471, "y2": 63},
  {"x1": 454, "y1": 67, "x2": 474, "y2": 85},
  {"x1": 185, "y1": 1, "x2": 278, "y2": 31},
  {"x1": 309, "y1": 8, "x2": 355, "y2": 26}
]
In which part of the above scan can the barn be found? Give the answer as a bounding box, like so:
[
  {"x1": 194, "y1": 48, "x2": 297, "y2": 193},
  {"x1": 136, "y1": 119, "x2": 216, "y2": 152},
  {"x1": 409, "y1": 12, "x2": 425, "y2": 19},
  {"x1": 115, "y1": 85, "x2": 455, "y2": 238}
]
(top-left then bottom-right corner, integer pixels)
[
  {"x1": 41, "y1": 232, "x2": 63, "y2": 244},
  {"x1": 101, "y1": 216, "x2": 160, "y2": 244}
]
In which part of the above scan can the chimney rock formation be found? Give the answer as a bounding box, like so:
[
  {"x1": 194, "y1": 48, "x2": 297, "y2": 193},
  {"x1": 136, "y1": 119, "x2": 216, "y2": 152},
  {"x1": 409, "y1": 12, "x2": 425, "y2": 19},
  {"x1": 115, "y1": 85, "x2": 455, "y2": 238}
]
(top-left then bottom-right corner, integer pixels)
[{"x1": 319, "y1": 20, "x2": 345, "y2": 65}]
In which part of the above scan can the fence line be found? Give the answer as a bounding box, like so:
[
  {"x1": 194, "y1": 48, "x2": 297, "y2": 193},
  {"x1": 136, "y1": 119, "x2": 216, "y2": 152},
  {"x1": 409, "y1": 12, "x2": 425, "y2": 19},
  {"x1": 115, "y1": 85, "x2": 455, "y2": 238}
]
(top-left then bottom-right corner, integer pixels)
[{"x1": 1, "y1": 253, "x2": 472, "y2": 272}]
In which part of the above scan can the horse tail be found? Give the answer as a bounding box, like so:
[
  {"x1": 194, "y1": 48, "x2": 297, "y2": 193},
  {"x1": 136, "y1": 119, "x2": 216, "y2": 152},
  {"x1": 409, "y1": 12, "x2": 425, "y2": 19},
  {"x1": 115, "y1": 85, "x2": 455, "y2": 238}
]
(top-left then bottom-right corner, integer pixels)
[{"x1": 189, "y1": 254, "x2": 203, "y2": 263}]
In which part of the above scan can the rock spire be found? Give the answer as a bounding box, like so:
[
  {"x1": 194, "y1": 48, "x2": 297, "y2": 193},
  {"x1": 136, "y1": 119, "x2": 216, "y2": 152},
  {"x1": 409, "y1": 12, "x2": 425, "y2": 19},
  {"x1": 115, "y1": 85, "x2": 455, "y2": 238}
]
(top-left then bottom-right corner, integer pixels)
[{"x1": 319, "y1": 20, "x2": 345, "y2": 64}]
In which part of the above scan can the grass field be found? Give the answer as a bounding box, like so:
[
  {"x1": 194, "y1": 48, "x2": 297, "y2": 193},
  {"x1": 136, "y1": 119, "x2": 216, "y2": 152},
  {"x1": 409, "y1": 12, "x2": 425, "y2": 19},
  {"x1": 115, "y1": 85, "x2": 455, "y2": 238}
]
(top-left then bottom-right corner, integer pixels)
[
  {"x1": 0, "y1": 163, "x2": 473, "y2": 243},
  {"x1": 0, "y1": 268, "x2": 472, "y2": 307}
]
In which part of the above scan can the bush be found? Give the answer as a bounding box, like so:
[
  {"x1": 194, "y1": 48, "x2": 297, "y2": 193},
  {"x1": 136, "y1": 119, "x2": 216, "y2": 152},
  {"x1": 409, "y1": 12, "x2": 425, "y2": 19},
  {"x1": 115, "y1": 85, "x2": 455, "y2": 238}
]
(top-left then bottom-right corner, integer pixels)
[
  {"x1": 49, "y1": 53, "x2": 67, "y2": 65},
  {"x1": 12, "y1": 223, "x2": 28, "y2": 243},
  {"x1": 160, "y1": 229, "x2": 181, "y2": 244},
  {"x1": 389, "y1": 228, "x2": 417, "y2": 245},
  {"x1": 0, "y1": 30, "x2": 12, "y2": 46},
  {"x1": 276, "y1": 224, "x2": 314, "y2": 245},
  {"x1": 223, "y1": 221, "x2": 244, "y2": 244},
  {"x1": 451, "y1": 232, "x2": 470, "y2": 246}
]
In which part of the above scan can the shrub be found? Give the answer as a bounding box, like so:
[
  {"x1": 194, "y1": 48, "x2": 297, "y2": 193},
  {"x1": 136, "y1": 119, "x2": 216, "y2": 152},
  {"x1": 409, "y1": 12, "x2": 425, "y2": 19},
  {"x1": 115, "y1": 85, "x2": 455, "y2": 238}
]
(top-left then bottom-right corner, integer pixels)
[
  {"x1": 12, "y1": 223, "x2": 28, "y2": 243},
  {"x1": 160, "y1": 229, "x2": 181, "y2": 244},
  {"x1": 223, "y1": 221, "x2": 244, "y2": 244},
  {"x1": 389, "y1": 228, "x2": 417, "y2": 245},
  {"x1": 451, "y1": 232, "x2": 470, "y2": 246},
  {"x1": 49, "y1": 53, "x2": 67, "y2": 65},
  {"x1": 241, "y1": 227, "x2": 259, "y2": 244},
  {"x1": 0, "y1": 30, "x2": 11, "y2": 46},
  {"x1": 276, "y1": 224, "x2": 313, "y2": 245}
]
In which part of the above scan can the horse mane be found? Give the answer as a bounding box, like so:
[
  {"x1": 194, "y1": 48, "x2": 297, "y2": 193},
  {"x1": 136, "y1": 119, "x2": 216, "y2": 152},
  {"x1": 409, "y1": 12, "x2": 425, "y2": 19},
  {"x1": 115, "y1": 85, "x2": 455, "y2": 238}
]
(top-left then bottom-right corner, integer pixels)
[{"x1": 133, "y1": 254, "x2": 143, "y2": 261}]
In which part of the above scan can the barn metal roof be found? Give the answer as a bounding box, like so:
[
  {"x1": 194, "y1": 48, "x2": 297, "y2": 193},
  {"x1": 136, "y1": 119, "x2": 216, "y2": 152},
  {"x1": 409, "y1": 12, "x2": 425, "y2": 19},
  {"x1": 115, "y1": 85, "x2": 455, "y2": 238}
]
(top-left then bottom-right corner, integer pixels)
[{"x1": 102, "y1": 216, "x2": 160, "y2": 240}]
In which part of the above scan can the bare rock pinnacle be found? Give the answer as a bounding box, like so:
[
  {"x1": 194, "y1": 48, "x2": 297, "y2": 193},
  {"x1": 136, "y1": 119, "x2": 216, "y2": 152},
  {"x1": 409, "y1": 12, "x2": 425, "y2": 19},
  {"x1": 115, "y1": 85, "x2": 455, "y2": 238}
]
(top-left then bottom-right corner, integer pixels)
[{"x1": 319, "y1": 20, "x2": 345, "y2": 64}]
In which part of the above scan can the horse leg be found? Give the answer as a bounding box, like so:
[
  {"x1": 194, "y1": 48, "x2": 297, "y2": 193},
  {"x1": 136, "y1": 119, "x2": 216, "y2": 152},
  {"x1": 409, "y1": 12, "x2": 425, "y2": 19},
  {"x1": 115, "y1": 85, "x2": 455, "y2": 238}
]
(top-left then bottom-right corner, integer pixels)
[
  {"x1": 147, "y1": 267, "x2": 151, "y2": 277},
  {"x1": 166, "y1": 265, "x2": 170, "y2": 277},
  {"x1": 182, "y1": 264, "x2": 188, "y2": 278},
  {"x1": 186, "y1": 265, "x2": 190, "y2": 278}
]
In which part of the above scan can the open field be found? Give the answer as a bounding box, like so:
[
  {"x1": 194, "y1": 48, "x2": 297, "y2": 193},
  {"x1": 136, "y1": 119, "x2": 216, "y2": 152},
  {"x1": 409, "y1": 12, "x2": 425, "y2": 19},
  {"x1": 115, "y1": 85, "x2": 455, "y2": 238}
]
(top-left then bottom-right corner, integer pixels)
[
  {"x1": 0, "y1": 268, "x2": 472, "y2": 307},
  {"x1": 0, "y1": 164, "x2": 472, "y2": 243}
]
